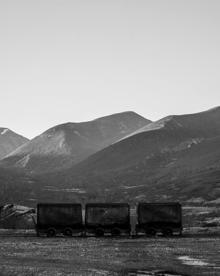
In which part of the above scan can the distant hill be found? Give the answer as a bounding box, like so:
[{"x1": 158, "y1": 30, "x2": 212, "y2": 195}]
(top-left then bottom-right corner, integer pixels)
[
  {"x1": 65, "y1": 106, "x2": 220, "y2": 174},
  {"x1": 34, "y1": 107, "x2": 220, "y2": 203},
  {"x1": 1, "y1": 136, "x2": 220, "y2": 206},
  {"x1": 1, "y1": 107, "x2": 220, "y2": 206},
  {"x1": 0, "y1": 128, "x2": 29, "y2": 160},
  {"x1": 0, "y1": 112, "x2": 150, "y2": 173}
]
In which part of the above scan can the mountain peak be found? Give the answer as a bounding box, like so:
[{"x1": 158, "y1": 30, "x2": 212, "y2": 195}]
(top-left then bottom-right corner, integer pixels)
[
  {"x1": 93, "y1": 111, "x2": 150, "y2": 122},
  {"x1": 0, "y1": 128, "x2": 29, "y2": 160}
]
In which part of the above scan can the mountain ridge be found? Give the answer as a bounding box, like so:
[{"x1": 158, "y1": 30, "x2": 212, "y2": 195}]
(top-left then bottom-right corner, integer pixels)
[
  {"x1": 33, "y1": 106, "x2": 220, "y2": 203},
  {"x1": 1, "y1": 107, "x2": 220, "y2": 206},
  {"x1": 0, "y1": 111, "x2": 151, "y2": 173}
]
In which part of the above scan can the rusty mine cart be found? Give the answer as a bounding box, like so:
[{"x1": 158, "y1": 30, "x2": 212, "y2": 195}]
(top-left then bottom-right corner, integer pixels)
[
  {"x1": 135, "y1": 202, "x2": 182, "y2": 237},
  {"x1": 36, "y1": 203, "x2": 83, "y2": 237},
  {"x1": 85, "y1": 203, "x2": 131, "y2": 237}
]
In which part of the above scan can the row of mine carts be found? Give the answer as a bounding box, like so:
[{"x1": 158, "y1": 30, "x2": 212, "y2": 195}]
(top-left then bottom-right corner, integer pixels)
[{"x1": 35, "y1": 202, "x2": 182, "y2": 237}]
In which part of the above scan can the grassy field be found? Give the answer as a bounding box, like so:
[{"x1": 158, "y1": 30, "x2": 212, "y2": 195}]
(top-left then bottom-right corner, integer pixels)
[{"x1": 0, "y1": 234, "x2": 219, "y2": 276}]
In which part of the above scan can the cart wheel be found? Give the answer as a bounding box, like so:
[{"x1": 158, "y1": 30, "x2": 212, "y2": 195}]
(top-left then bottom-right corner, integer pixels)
[
  {"x1": 95, "y1": 228, "x2": 104, "y2": 237},
  {"x1": 47, "y1": 228, "x2": 56, "y2": 237},
  {"x1": 111, "y1": 228, "x2": 121, "y2": 237},
  {"x1": 145, "y1": 228, "x2": 156, "y2": 237},
  {"x1": 64, "y1": 228, "x2": 73, "y2": 237},
  {"x1": 162, "y1": 228, "x2": 173, "y2": 237}
]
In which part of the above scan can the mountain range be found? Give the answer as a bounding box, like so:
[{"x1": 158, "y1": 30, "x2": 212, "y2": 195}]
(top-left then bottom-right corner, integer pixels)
[
  {"x1": 0, "y1": 107, "x2": 219, "y2": 206},
  {"x1": 0, "y1": 112, "x2": 150, "y2": 173},
  {"x1": 35, "y1": 107, "x2": 220, "y2": 204}
]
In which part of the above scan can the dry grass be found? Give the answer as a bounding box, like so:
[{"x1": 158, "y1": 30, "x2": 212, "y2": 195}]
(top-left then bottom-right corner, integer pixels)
[{"x1": 0, "y1": 235, "x2": 219, "y2": 276}]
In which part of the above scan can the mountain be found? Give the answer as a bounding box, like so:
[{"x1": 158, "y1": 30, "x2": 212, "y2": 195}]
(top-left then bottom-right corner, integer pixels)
[
  {"x1": 1, "y1": 135, "x2": 220, "y2": 207},
  {"x1": 66, "y1": 106, "x2": 220, "y2": 173},
  {"x1": 35, "y1": 106, "x2": 220, "y2": 203},
  {"x1": 0, "y1": 128, "x2": 29, "y2": 160},
  {"x1": 0, "y1": 112, "x2": 151, "y2": 173},
  {"x1": 1, "y1": 107, "x2": 220, "y2": 206}
]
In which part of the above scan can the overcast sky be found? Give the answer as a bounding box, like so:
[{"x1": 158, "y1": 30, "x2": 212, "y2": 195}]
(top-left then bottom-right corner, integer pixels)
[{"x1": 0, "y1": 0, "x2": 220, "y2": 139}]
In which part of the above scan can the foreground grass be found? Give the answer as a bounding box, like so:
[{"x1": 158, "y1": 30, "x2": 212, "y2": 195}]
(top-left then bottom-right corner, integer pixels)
[{"x1": 0, "y1": 235, "x2": 219, "y2": 276}]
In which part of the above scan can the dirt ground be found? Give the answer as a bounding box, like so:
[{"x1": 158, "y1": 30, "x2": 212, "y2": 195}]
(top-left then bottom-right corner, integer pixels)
[{"x1": 0, "y1": 232, "x2": 219, "y2": 276}]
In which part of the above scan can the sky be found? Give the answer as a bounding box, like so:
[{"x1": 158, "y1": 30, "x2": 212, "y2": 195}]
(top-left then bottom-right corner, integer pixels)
[{"x1": 0, "y1": 0, "x2": 220, "y2": 139}]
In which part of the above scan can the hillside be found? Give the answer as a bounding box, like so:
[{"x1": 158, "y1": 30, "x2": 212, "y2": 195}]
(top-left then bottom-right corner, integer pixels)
[
  {"x1": 65, "y1": 106, "x2": 220, "y2": 174},
  {"x1": 0, "y1": 128, "x2": 29, "y2": 160},
  {"x1": 34, "y1": 107, "x2": 220, "y2": 203},
  {"x1": 0, "y1": 112, "x2": 150, "y2": 173},
  {"x1": 1, "y1": 107, "x2": 220, "y2": 206}
]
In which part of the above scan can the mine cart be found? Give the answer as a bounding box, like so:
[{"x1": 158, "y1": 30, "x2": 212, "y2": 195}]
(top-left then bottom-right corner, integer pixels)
[
  {"x1": 136, "y1": 202, "x2": 182, "y2": 236},
  {"x1": 85, "y1": 203, "x2": 131, "y2": 236},
  {"x1": 36, "y1": 203, "x2": 83, "y2": 237}
]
